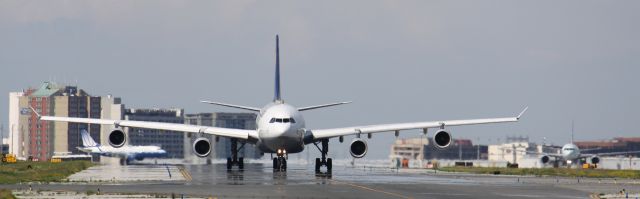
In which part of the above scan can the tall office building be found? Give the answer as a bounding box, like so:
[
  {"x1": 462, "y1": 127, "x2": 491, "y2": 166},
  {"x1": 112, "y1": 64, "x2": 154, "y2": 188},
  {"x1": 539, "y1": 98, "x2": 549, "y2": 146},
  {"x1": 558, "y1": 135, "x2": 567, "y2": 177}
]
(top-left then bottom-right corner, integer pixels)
[
  {"x1": 184, "y1": 112, "x2": 262, "y2": 163},
  {"x1": 125, "y1": 108, "x2": 185, "y2": 158},
  {"x1": 9, "y1": 82, "x2": 107, "y2": 161},
  {"x1": 8, "y1": 92, "x2": 23, "y2": 156}
]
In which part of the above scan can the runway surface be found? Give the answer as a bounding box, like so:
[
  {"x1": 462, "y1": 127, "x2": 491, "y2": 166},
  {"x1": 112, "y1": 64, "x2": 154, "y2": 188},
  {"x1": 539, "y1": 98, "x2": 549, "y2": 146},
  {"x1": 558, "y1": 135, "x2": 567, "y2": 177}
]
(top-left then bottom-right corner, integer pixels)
[{"x1": 2, "y1": 162, "x2": 639, "y2": 198}]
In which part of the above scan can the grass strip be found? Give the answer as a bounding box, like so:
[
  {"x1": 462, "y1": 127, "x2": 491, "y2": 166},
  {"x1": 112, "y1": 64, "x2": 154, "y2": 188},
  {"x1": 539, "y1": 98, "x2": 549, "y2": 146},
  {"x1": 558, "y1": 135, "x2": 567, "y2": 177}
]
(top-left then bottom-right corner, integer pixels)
[
  {"x1": 439, "y1": 167, "x2": 640, "y2": 179},
  {"x1": 0, "y1": 161, "x2": 93, "y2": 184}
]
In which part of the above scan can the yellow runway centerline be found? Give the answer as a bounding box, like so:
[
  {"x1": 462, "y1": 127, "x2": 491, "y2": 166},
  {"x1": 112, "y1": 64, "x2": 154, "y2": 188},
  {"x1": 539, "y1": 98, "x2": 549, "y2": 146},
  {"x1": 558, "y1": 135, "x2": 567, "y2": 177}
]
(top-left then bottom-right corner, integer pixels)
[{"x1": 178, "y1": 166, "x2": 193, "y2": 181}]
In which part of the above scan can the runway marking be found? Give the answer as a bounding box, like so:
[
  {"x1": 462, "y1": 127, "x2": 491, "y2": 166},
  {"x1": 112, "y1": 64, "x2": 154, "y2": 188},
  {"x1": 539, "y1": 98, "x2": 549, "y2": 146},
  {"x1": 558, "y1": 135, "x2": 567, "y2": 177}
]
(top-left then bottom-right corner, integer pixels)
[
  {"x1": 497, "y1": 194, "x2": 583, "y2": 198},
  {"x1": 418, "y1": 192, "x2": 472, "y2": 196},
  {"x1": 329, "y1": 179, "x2": 412, "y2": 199},
  {"x1": 178, "y1": 165, "x2": 193, "y2": 181}
]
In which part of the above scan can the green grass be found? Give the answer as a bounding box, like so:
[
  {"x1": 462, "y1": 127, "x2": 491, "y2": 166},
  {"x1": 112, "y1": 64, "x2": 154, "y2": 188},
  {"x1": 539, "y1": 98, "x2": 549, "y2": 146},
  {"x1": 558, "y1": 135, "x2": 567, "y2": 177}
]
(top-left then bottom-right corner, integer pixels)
[
  {"x1": 439, "y1": 167, "x2": 640, "y2": 179},
  {"x1": 0, "y1": 189, "x2": 16, "y2": 199},
  {"x1": 0, "y1": 161, "x2": 93, "y2": 184}
]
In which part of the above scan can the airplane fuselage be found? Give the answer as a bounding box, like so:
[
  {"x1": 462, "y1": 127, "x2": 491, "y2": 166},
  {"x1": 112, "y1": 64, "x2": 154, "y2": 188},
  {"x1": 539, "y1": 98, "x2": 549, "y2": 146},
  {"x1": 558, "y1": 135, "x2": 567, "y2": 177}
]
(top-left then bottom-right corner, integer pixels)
[
  {"x1": 560, "y1": 143, "x2": 581, "y2": 162},
  {"x1": 79, "y1": 145, "x2": 167, "y2": 160},
  {"x1": 254, "y1": 102, "x2": 306, "y2": 154}
]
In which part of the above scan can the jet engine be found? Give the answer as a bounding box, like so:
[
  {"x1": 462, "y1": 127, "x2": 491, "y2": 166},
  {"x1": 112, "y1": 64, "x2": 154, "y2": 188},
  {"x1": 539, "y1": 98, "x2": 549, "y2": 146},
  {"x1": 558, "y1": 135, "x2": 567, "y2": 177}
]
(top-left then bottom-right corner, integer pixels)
[
  {"x1": 349, "y1": 138, "x2": 368, "y2": 158},
  {"x1": 108, "y1": 129, "x2": 126, "y2": 148},
  {"x1": 193, "y1": 137, "x2": 211, "y2": 157},
  {"x1": 433, "y1": 130, "x2": 452, "y2": 149},
  {"x1": 540, "y1": 155, "x2": 550, "y2": 164},
  {"x1": 590, "y1": 156, "x2": 600, "y2": 164}
]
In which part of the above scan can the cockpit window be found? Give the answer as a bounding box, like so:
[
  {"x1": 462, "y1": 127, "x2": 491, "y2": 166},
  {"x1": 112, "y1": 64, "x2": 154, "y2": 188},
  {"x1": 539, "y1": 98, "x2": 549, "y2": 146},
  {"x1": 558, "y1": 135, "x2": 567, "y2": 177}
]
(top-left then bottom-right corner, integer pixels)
[{"x1": 269, "y1": 117, "x2": 296, "y2": 123}]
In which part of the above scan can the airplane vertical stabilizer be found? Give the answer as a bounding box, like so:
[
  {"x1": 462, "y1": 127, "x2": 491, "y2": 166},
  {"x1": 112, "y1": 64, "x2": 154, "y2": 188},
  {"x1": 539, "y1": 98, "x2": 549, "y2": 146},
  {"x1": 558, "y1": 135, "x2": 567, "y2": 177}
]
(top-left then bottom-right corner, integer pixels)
[
  {"x1": 81, "y1": 129, "x2": 99, "y2": 147},
  {"x1": 274, "y1": 35, "x2": 282, "y2": 102},
  {"x1": 571, "y1": 120, "x2": 574, "y2": 144}
]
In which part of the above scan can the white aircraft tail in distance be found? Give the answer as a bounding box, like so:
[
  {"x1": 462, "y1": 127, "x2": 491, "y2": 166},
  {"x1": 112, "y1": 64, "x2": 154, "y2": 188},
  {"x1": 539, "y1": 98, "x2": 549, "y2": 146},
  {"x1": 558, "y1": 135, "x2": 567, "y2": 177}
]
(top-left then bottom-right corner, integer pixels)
[
  {"x1": 77, "y1": 129, "x2": 167, "y2": 165},
  {"x1": 33, "y1": 35, "x2": 527, "y2": 174}
]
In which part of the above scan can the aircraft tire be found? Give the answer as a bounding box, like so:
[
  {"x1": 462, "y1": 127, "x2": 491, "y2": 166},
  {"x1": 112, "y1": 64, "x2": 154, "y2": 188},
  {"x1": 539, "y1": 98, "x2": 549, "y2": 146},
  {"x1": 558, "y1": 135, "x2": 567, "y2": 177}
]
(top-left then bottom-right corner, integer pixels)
[
  {"x1": 282, "y1": 158, "x2": 287, "y2": 171},
  {"x1": 273, "y1": 158, "x2": 278, "y2": 171}
]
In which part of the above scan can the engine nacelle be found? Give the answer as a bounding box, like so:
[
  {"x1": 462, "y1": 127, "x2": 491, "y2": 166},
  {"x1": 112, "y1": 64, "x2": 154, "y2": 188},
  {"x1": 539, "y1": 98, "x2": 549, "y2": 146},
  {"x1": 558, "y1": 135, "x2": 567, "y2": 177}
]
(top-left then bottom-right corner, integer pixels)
[
  {"x1": 192, "y1": 137, "x2": 211, "y2": 157},
  {"x1": 433, "y1": 130, "x2": 452, "y2": 149},
  {"x1": 108, "y1": 129, "x2": 126, "y2": 148},
  {"x1": 590, "y1": 156, "x2": 600, "y2": 164},
  {"x1": 349, "y1": 138, "x2": 368, "y2": 158},
  {"x1": 540, "y1": 155, "x2": 550, "y2": 164}
]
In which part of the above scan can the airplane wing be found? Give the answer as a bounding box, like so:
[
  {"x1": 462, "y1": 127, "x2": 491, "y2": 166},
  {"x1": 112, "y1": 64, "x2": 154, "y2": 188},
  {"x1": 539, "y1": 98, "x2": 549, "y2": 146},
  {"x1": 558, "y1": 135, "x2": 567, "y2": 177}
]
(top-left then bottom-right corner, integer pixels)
[
  {"x1": 526, "y1": 151, "x2": 563, "y2": 158},
  {"x1": 541, "y1": 145, "x2": 563, "y2": 149},
  {"x1": 579, "y1": 147, "x2": 602, "y2": 152},
  {"x1": 31, "y1": 107, "x2": 256, "y2": 140},
  {"x1": 309, "y1": 107, "x2": 528, "y2": 140},
  {"x1": 581, "y1": 151, "x2": 640, "y2": 158}
]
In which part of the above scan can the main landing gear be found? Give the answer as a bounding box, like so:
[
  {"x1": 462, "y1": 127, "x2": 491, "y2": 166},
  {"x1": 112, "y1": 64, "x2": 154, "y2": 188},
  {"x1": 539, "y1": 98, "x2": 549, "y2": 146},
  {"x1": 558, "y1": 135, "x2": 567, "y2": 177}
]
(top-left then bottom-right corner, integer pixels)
[
  {"x1": 273, "y1": 149, "x2": 287, "y2": 172},
  {"x1": 226, "y1": 138, "x2": 245, "y2": 170},
  {"x1": 119, "y1": 158, "x2": 130, "y2": 166},
  {"x1": 313, "y1": 139, "x2": 332, "y2": 175}
]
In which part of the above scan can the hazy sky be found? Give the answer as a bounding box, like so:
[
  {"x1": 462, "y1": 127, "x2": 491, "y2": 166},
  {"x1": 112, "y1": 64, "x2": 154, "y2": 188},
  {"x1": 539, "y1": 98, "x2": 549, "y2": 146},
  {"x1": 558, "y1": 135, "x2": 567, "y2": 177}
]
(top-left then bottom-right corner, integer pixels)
[{"x1": 1, "y1": 1, "x2": 639, "y2": 159}]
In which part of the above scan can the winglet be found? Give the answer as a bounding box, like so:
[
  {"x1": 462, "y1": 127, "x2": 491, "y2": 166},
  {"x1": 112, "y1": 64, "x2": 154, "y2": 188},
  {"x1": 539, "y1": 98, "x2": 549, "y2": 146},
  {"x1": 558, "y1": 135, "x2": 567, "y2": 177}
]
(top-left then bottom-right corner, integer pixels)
[
  {"x1": 516, "y1": 106, "x2": 529, "y2": 120},
  {"x1": 29, "y1": 106, "x2": 42, "y2": 119}
]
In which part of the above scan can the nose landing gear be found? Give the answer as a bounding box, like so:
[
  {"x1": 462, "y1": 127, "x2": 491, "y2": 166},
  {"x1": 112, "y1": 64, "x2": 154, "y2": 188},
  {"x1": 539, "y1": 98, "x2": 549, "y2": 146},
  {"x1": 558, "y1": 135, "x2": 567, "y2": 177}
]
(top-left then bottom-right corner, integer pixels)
[
  {"x1": 273, "y1": 149, "x2": 287, "y2": 172},
  {"x1": 313, "y1": 139, "x2": 332, "y2": 175}
]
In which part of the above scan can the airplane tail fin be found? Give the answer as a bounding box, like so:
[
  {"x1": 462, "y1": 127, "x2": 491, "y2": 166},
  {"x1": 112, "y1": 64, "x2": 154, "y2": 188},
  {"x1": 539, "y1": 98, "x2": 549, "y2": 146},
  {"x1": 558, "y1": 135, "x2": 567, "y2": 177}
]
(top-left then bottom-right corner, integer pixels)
[
  {"x1": 571, "y1": 120, "x2": 574, "y2": 144},
  {"x1": 274, "y1": 34, "x2": 282, "y2": 102},
  {"x1": 81, "y1": 129, "x2": 99, "y2": 147}
]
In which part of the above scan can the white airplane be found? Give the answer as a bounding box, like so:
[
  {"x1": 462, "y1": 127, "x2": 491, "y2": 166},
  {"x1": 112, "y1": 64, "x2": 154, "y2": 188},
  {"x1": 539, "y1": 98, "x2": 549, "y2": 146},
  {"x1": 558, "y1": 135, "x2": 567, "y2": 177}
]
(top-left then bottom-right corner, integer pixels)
[
  {"x1": 538, "y1": 142, "x2": 640, "y2": 167},
  {"x1": 77, "y1": 129, "x2": 167, "y2": 165},
  {"x1": 32, "y1": 35, "x2": 527, "y2": 173},
  {"x1": 534, "y1": 123, "x2": 640, "y2": 167}
]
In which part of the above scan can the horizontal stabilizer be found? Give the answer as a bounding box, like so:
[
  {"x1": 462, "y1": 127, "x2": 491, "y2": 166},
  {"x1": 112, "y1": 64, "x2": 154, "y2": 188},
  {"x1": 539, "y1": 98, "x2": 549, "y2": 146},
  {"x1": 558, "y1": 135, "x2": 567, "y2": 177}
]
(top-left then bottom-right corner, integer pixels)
[
  {"x1": 298, "y1": 101, "x2": 352, "y2": 111},
  {"x1": 200, "y1": 100, "x2": 261, "y2": 112}
]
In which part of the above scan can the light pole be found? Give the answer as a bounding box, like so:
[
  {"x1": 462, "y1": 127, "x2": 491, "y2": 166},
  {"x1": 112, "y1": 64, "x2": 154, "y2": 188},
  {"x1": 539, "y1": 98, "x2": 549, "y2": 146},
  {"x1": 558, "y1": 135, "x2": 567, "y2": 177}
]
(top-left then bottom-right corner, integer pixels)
[
  {"x1": 1, "y1": 124, "x2": 4, "y2": 154},
  {"x1": 476, "y1": 137, "x2": 480, "y2": 160}
]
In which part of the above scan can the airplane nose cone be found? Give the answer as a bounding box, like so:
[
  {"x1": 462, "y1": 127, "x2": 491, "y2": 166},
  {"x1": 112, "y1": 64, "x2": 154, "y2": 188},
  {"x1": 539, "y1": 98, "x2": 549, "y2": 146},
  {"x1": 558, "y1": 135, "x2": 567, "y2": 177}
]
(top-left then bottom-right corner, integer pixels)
[{"x1": 270, "y1": 124, "x2": 293, "y2": 137}]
